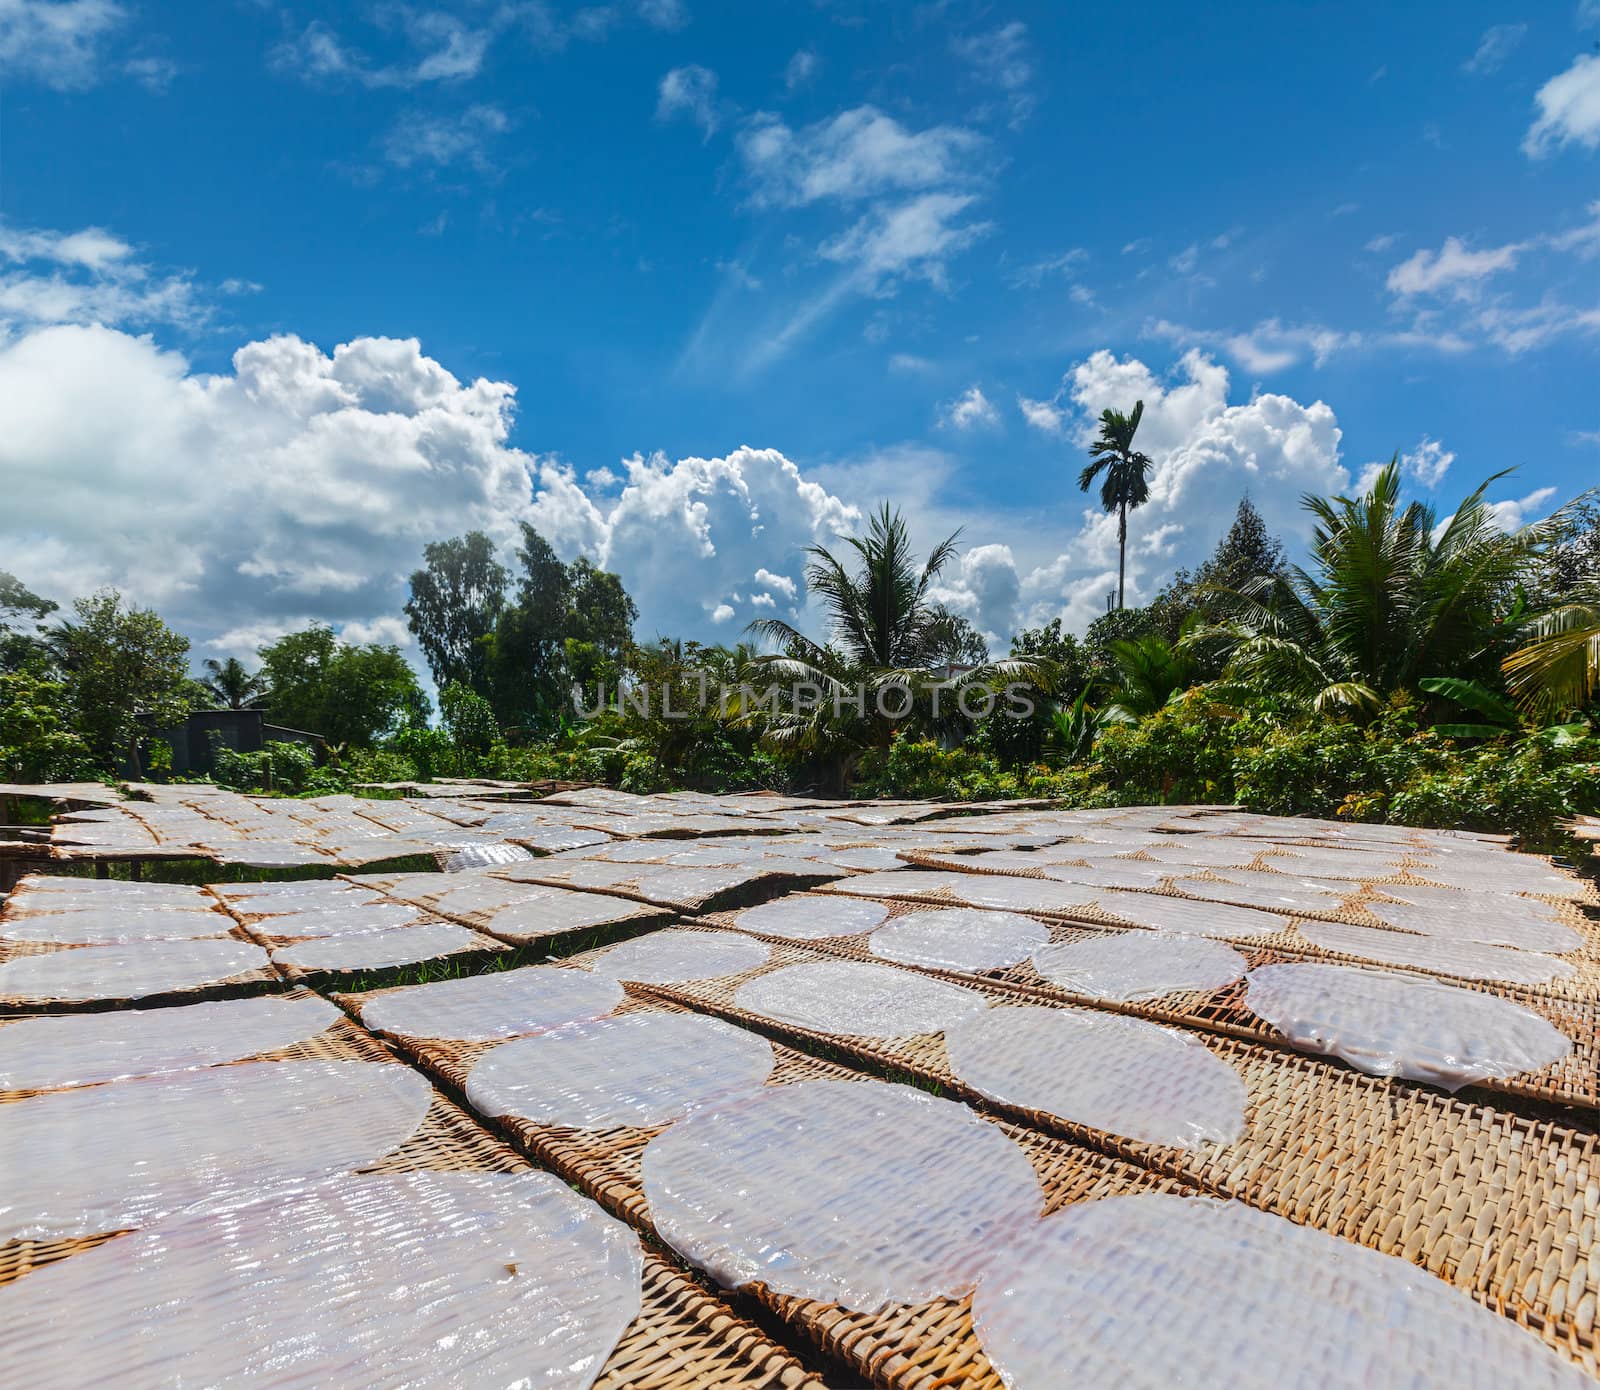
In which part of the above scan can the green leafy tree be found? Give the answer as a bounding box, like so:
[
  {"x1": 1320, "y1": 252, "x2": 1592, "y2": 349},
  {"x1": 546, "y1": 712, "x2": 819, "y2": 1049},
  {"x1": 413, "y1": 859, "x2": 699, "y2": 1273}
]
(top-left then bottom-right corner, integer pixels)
[
  {"x1": 0, "y1": 571, "x2": 59, "y2": 673},
  {"x1": 404, "y1": 532, "x2": 508, "y2": 695},
  {"x1": 486, "y1": 524, "x2": 573, "y2": 731},
  {"x1": 1101, "y1": 631, "x2": 1199, "y2": 720},
  {"x1": 0, "y1": 659, "x2": 97, "y2": 782},
  {"x1": 49, "y1": 591, "x2": 192, "y2": 776},
  {"x1": 1078, "y1": 399, "x2": 1153, "y2": 609},
  {"x1": 258, "y1": 626, "x2": 428, "y2": 747},
  {"x1": 1147, "y1": 497, "x2": 1289, "y2": 645},
  {"x1": 199, "y1": 656, "x2": 268, "y2": 709},
  {"x1": 439, "y1": 680, "x2": 498, "y2": 755},
  {"x1": 1502, "y1": 582, "x2": 1600, "y2": 717},
  {"x1": 565, "y1": 557, "x2": 638, "y2": 659}
]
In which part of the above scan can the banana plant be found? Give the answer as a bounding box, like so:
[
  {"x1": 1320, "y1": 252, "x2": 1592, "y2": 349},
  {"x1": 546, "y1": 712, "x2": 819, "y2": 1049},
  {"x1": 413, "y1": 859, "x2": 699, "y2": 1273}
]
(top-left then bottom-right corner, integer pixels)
[{"x1": 1419, "y1": 676, "x2": 1591, "y2": 744}]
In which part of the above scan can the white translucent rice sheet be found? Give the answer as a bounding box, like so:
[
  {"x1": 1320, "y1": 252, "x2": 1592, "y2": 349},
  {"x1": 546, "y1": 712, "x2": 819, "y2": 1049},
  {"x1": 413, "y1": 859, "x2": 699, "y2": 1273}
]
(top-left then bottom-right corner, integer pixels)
[
  {"x1": 0, "y1": 1172, "x2": 644, "y2": 1390},
  {"x1": 585, "y1": 929, "x2": 771, "y2": 984},
  {"x1": 467, "y1": 1012, "x2": 775, "y2": 1128},
  {"x1": 1037, "y1": 862, "x2": 1170, "y2": 890},
  {"x1": 945, "y1": 1006, "x2": 1246, "y2": 1148},
  {"x1": 241, "y1": 902, "x2": 426, "y2": 938},
  {"x1": 0, "y1": 1060, "x2": 432, "y2": 1241},
  {"x1": 642, "y1": 1078, "x2": 1042, "y2": 1311},
  {"x1": 1095, "y1": 891, "x2": 1284, "y2": 939},
  {"x1": 868, "y1": 909, "x2": 1049, "y2": 973},
  {"x1": 1408, "y1": 861, "x2": 1587, "y2": 899},
  {"x1": 20, "y1": 878, "x2": 203, "y2": 905},
  {"x1": 1139, "y1": 840, "x2": 1261, "y2": 869},
  {"x1": 271, "y1": 921, "x2": 486, "y2": 973},
  {"x1": 1375, "y1": 882, "x2": 1570, "y2": 919},
  {"x1": 735, "y1": 895, "x2": 889, "y2": 940},
  {"x1": 445, "y1": 841, "x2": 535, "y2": 871},
  {"x1": 358, "y1": 966, "x2": 624, "y2": 1042},
  {"x1": 1170, "y1": 874, "x2": 1347, "y2": 914},
  {"x1": 1032, "y1": 933, "x2": 1248, "y2": 1002},
  {"x1": 218, "y1": 880, "x2": 372, "y2": 903},
  {"x1": 1363, "y1": 899, "x2": 1583, "y2": 953},
  {"x1": 946, "y1": 877, "x2": 1101, "y2": 915},
  {"x1": 1297, "y1": 919, "x2": 1577, "y2": 985},
  {"x1": 822, "y1": 870, "x2": 969, "y2": 901},
  {"x1": 0, "y1": 995, "x2": 343, "y2": 1092},
  {"x1": 0, "y1": 937, "x2": 270, "y2": 1003},
  {"x1": 1243, "y1": 963, "x2": 1571, "y2": 1090},
  {"x1": 733, "y1": 960, "x2": 986, "y2": 1038},
  {"x1": 809, "y1": 846, "x2": 907, "y2": 870},
  {"x1": 970, "y1": 1193, "x2": 1590, "y2": 1390},
  {"x1": 9, "y1": 893, "x2": 215, "y2": 920},
  {"x1": 483, "y1": 889, "x2": 660, "y2": 943},
  {"x1": 426, "y1": 877, "x2": 557, "y2": 916},
  {"x1": 0, "y1": 906, "x2": 235, "y2": 944}
]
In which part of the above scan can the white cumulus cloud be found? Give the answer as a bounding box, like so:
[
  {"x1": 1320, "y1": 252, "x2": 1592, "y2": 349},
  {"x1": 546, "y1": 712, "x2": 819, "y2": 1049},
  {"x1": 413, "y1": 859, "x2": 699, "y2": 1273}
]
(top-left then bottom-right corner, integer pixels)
[
  {"x1": 1525, "y1": 52, "x2": 1600, "y2": 156},
  {"x1": 941, "y1": 385, "x2": 999, "y2": 430}
]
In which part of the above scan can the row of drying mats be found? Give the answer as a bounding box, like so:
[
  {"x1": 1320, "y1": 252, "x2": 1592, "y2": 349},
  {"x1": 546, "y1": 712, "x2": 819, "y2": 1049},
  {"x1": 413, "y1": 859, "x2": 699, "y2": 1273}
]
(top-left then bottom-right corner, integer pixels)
[{"x1": 0, "y1": 784, "x2": 1598, "y2": 1386}]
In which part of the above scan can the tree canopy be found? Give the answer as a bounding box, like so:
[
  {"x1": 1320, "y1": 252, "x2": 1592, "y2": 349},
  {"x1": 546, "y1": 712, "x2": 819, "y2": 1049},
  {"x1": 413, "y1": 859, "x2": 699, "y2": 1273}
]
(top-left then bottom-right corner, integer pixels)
[{"x1": 258, "y1": 625, "x2": 427, "y2": 747}]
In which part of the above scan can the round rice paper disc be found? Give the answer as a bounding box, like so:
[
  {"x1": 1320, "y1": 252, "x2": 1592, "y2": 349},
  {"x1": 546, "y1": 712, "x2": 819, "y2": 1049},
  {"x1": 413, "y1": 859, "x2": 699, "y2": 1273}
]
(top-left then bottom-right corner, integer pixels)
[
  {"x1": 945, "y1": 877, "x2": 1100, "y2": 915},
  {"x1": 0, "y1": 1172, "x2": 643, "y2": 1390},
  {"x1": 0, "y1": 937, "x2": 269, "y2": 1004},
  {"x1": 271, "y1": 922, "x2": 484, "y2": 973},
  {"x1": 359, "y1": 966, "x2": 624, "y2": 1042},
  {"x1": 734, "y1": 896, "x2": 888, "y2": 940},
  {"x1": 1243, "y1": 962, "x2": 1571, "y2": 1090},
  {"x1": 1297, "y1": 919, "x2": 1575, "y2": 986},
  {"x1": 1363, "y1": 899, "x2": 1582, "y2": 953},
  {"x1": 1032, "y1": 933, "x2": 1247, "y2": 1001},
  {"x1": 586, "y1": 929, "x2": 771, "y2": 984},
  {"x1": 734, "y1": 959, "x2": 986, "y2": 1038},
  {"x1": 944, "y1": 1005, "x2": 1246, "y2": 1149},
  {"x1": 1170, "y1": 874, "x2": 1346, "y2": 914},
  {"x1": 868, "y1": 909, "x2": 1048, "y2": 972},
  {"x1": 0, "y1": 1060, "x2": 432, "y2": 1241},
  {"x1": 1096, "y1": 891, "x2": 1284, "y2": 939},
  {"x1": 466, "y1": 1012, "x2": 775, "y2": 1128},
  {"x1": 642, "y1": 1077, "x2": 1042, "y2": 1311},
  {"x1": 0, "y1": 994, "x2": 342, "y2": 1092},
  {"x1": 971, "y1": 1193, "x2": 1591, "y2": 1390}
]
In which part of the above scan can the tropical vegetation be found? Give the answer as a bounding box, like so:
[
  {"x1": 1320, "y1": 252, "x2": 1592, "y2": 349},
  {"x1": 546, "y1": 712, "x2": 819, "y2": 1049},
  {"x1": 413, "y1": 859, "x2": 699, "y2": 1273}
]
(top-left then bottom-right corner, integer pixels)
[{"x1": 0, "y1": 452, "x2": 1595, "y2": 849}]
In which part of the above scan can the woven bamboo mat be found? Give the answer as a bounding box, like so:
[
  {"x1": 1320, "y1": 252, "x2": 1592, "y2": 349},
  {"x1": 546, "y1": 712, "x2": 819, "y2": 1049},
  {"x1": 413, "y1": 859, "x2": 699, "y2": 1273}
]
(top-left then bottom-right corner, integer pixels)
[
  {"x1": 817, "y1": 873, "x2": 1600, "y2": 1000},
  {"x1": 333, "y1": 873, "x2": 680, "y2": 948},
  {"x1": 0, "y1": 932, "x2": 281, "y2": 1015},
  {"x1": 697, "y1": 898, "x2": 1600, "y2": 1106},
  {"x1": 333, "y1": 982, "x2": 1198, "y2": 1390},
  {"x1": 891, "y1": 849, "x2": 1600, "y2": 943},
  {"x1": 633, "y1": 940, "x2": 1600, "y2": 1372},
  {"x1": 0, "y1": 1006, "x2": 822, "y2": 1389},
  {"x1": 482, "y1": 861, "x2": 845, "y2": 914}
]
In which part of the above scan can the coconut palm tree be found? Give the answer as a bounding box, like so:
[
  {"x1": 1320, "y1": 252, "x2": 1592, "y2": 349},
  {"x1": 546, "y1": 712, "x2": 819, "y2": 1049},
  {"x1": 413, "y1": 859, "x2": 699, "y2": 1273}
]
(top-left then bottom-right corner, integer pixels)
[
  {"x1": 200, "y1": 656, "x2": 268, "y2": 709},
  {"x1": 741, "y1": 503, "x2": 1046, "y2": 782},
  {"x1": 1502, "y1": 582, "x2": 1600, "y2": 716},
  {"x1": 1185, "y1": 461, "x2": 1571, "y2": 714},
  {"x1": 1079, "y1": 399, "x2": 1153, "y2": 609}
]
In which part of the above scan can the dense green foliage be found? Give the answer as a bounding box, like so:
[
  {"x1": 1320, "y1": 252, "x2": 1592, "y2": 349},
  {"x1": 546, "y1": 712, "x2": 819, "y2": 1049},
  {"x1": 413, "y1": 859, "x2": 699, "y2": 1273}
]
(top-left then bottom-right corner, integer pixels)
[
  {"x1": 257, "y1": 626, "x2": 427, "y2": 747},
  {"x1": 0, "y1": 469, "x2": 1594, "y2": 850}
]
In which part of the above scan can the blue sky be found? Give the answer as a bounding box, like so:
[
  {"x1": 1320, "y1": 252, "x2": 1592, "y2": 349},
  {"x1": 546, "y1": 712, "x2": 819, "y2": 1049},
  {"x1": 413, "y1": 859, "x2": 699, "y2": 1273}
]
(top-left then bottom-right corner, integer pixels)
[{"x1": 2, "y1": 0, "x2": 1598, "y2": 663}]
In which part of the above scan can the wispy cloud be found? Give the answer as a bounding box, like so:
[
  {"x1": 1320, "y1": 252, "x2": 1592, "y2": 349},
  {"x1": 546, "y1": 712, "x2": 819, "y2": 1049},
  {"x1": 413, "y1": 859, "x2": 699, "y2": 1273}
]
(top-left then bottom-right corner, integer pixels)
[
  {"x1": 0, "y1": 0, "x2": 126, "y2": 90},
  {"x1": 1461, "y1": 23, "x2": 1526, "y2": 76},
  {"x1": 656, "y1": 65, "x2": 720, "y2": 138}
]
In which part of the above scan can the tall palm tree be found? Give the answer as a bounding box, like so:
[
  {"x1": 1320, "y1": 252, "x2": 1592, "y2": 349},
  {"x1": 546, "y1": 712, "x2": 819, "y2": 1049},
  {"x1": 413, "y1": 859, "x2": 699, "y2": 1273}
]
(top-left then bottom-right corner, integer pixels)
[
  {"x1": 1185, "y1": 461, "x2": 1571, "y2": 714},
  {"x1": 201, "y1": 656, "x2": 268, "y2": 709},
  {"x1": 750, "y1": 503, "x2": 966, "y2": 671},
  {"x1": 1079, "y1": 399, "x2": 1153, "y2": 609},
  {"x1": 742, "y1": 504, "x2": 1045, "y2": 775}
]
